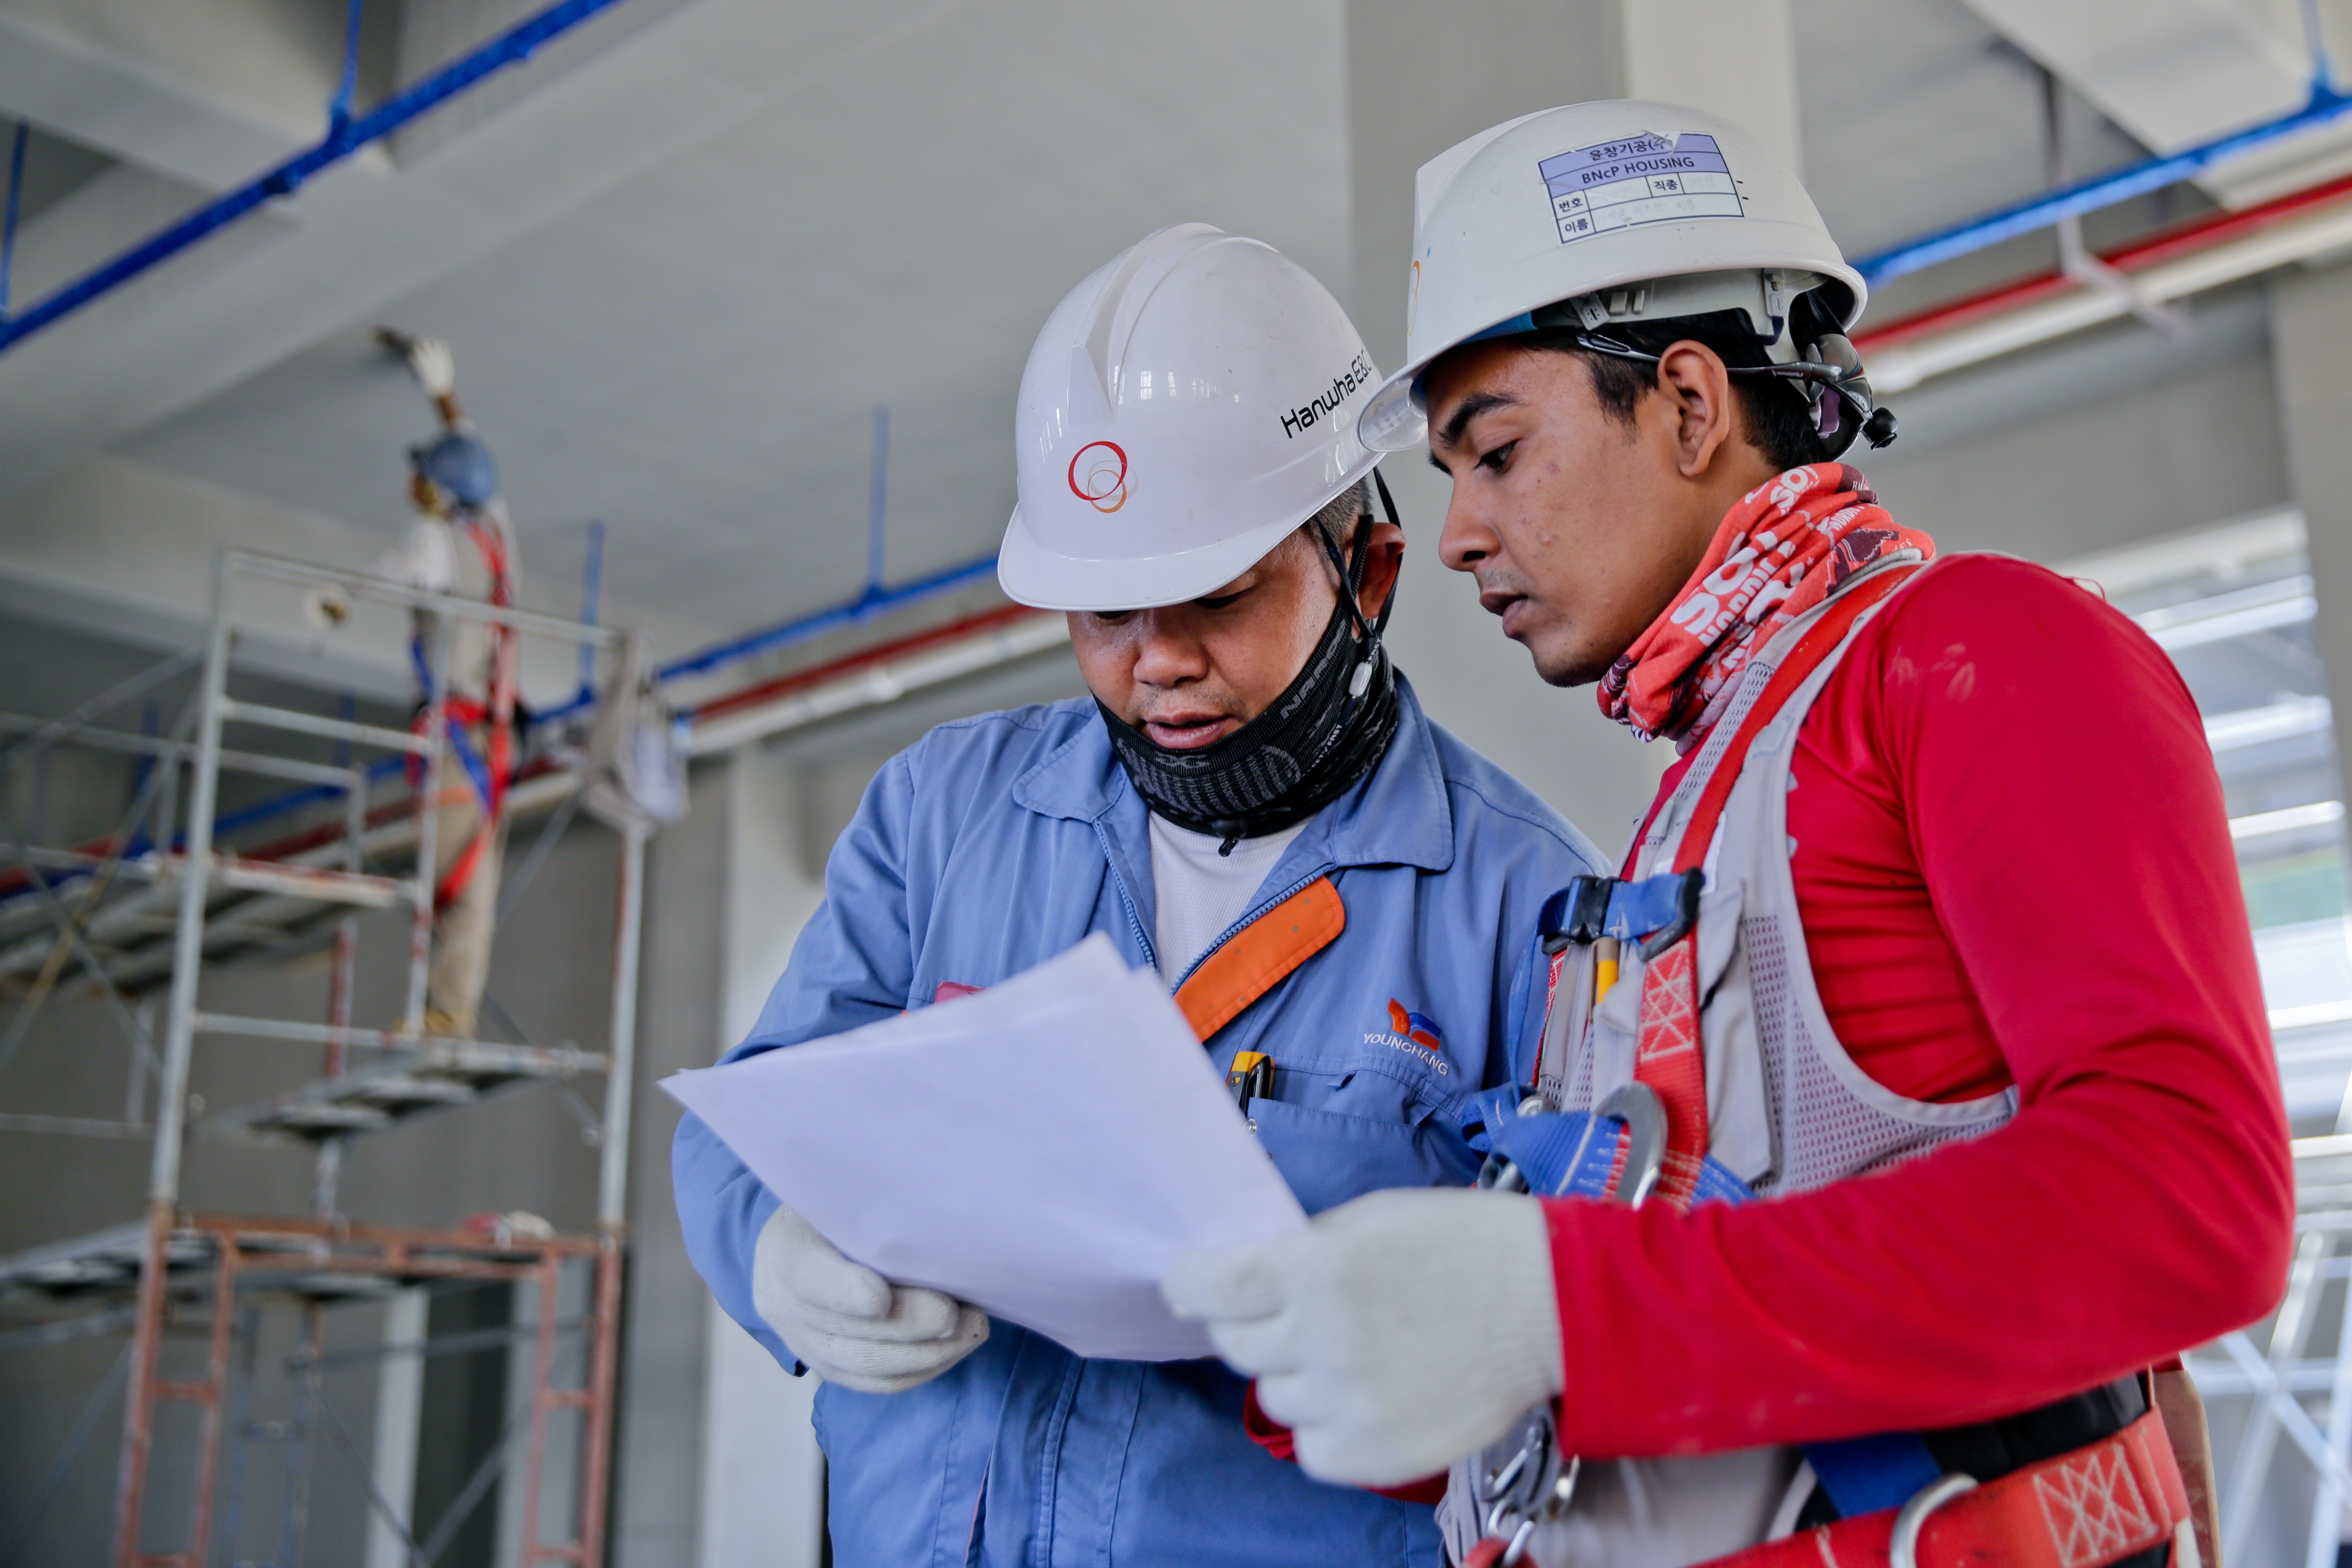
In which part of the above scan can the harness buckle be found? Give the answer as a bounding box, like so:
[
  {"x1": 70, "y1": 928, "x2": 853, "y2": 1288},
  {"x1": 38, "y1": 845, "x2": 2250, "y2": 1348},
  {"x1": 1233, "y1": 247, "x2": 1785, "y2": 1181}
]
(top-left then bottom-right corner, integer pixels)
[
  {"x1": 1636, "y1": 869, "x2": 1705, "y2": 961},
  {"x1": 1594, "y1": 1082, "x2": 1667, "y2": 1208},
  {"x1": 1477, "y1": 1408, "x2": 1581, "y2": 1565},
  {"x1": 1888, "y1": 1472, "x2": 1975, "y2": 1568}
]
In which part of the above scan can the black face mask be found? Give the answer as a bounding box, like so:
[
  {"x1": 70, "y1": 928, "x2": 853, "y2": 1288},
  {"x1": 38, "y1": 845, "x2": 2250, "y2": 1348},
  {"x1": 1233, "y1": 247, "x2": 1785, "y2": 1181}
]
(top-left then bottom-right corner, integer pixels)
[{"x1": 1097, "y1": 474, "x2": 1404, "y2": 853}]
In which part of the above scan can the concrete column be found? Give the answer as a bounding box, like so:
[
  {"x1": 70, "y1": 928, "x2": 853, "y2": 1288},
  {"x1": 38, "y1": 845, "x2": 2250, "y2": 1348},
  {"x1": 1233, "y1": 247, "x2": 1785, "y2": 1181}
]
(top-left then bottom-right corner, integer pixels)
[
  {"x1": 1344, "y1": 0, "x2": 1661, "y2": 844},
  {"x1": 1620, "y1": 0, "x2": 1801, "y2": 173},
  {"x1": 2272, "y1": 260, "x2": 2352, "y2": 801},
  {"x1": 364, "y1": 1290, "x2": 428, "y2": 1568},
  {"x1": 1341, "y1": 0, "x2": 1814, "y2": 845},
  {"x1": 609, "y1": 763, "x2": 727, "y2": 1568},
  {"x1": 695, "y1": 740, "x2": 827, "y2": 1568}
]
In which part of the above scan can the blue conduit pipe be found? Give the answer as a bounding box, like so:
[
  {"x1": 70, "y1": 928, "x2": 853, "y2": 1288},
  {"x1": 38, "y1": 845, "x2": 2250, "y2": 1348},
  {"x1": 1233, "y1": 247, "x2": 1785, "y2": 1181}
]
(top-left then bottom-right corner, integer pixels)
[
  {"x1": 170, "y1": 548, "x2": 1001, "y2": 847},
  {"x1": 0, "y1": 121, "x2": 27, "y2": 316},
  {"x1": 653, "y1": 550, "x2": 1002, "y2": 688},
  {"x1": 328, "y1": 0, "x2": 368, "y2": 137},
  {"x1": 576, "y1": 519, "x2": 604, "y2": 707},
  {"x1": 0, "y1": 0, "x2": 637, "y2": 354},
  {"x1": 1854, "y1": 70, "x2": 2351, "y2": 287}
]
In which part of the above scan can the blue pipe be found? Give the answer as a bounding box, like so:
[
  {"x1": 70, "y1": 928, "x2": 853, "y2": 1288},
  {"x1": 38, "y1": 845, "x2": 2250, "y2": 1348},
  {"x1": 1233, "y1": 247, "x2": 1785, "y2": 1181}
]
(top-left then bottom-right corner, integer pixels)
[
  {"x1": 0, "y1": 0, "x2": 635, "y2": 354},
  {"x1": 328, "y1": 0, "x2": 367, "y2": 135},
  {"x1": 1854, "y1": 78, "x2": 2352, "y2": 287},
  {"x1": 0, "y1": 550, "x2": 1008, "y2": 870},
  {"x1": 0, "y1": 121, "x2": 26, "y2": 317},
  {"x1": 576, "y1": 519, "x2": 603, "y2": 705},
  {"x1": 657, "y1": 550, "x2": 1002, "y2": 687}
]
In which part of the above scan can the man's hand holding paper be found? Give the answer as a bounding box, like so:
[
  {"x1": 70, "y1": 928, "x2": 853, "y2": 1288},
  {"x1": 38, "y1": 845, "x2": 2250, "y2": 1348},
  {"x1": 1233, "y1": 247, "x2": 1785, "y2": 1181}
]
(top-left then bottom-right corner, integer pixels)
[{"x1": 663, "y1": 935, "x2": 1307, "y2": 1365}]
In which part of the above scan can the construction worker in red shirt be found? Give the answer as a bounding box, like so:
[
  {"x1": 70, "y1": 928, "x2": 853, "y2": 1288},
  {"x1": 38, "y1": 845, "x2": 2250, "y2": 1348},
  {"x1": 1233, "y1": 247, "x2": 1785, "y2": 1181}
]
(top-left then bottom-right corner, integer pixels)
[{"x1": 1164, "y1": 101, "x2": 2294, "y2": 1568}]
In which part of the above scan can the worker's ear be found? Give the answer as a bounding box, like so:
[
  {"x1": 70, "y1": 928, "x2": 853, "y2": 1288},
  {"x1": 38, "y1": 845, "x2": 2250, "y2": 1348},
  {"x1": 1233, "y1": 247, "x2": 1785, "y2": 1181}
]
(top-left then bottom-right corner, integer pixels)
[
  {"x1": 1356, "y1": 520, "x2": 1405, "y2": 621},
  {"x1": 1652, "y1": 341, "x2": 1740, "y2": 479}
]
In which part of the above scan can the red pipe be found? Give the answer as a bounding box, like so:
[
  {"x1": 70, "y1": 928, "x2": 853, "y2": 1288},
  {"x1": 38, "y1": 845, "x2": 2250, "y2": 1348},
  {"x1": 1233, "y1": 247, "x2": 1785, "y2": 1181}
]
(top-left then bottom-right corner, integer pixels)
[
  {"x1": 688, "y1": 600, "x2": 1048, "y2": 726},
  {"x1": 1855, "y1": 168, "x2": 2352, "y2": 353}
]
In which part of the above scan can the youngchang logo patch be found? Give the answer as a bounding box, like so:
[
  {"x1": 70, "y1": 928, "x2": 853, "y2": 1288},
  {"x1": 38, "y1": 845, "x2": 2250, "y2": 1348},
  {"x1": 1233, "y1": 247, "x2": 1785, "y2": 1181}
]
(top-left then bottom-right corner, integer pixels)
[
  {"x1": 1364, "y1": 999, "x2": 1449, "y2": 1074},
  {"x1": 1280, "y1": 353, "x2": 1375, "y2": 439}
]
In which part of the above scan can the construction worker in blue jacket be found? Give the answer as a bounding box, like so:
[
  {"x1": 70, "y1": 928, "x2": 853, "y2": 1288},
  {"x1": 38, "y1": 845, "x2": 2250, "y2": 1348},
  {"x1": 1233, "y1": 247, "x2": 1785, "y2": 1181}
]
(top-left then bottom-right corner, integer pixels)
[{"x1": 671, "y1": 224, "x2": 1605, "y2": 1568}]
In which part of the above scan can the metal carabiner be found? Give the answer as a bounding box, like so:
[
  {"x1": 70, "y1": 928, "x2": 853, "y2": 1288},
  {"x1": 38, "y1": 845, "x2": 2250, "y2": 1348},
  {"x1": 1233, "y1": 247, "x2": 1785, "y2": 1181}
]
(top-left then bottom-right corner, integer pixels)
[
  {"x1": 1888, "y1": 1473, "x2": 1975, "y2": 1568},
  {"x1": 1594, "y1": 1082, "x2": 1666, "y2": 1209}
]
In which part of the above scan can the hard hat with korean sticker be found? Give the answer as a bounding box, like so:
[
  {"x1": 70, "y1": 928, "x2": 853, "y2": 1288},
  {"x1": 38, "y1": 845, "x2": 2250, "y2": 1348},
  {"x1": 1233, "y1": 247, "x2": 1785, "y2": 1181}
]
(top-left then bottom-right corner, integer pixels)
[
  {"x1": 1357, "y1": 100, "x2": 1869, "y2": 454},
  {"x1": 999, "y1": 224, "x2": 1386, "y2": 613}
]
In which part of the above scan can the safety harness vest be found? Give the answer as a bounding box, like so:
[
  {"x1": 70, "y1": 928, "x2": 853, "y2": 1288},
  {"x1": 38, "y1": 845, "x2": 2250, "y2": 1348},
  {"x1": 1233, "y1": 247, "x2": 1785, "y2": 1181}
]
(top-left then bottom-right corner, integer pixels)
[
  {"x1": 407, "y1": 511, "x2": 520, "y2": 910},
  {"x1": 1447, "y1": 559, "x2": 2202, "y2": 1568}
]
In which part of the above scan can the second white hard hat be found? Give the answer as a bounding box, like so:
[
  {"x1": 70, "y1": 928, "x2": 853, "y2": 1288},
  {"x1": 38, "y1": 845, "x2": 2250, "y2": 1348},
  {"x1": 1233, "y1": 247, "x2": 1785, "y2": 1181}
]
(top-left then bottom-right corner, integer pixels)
[
  {"x1": 1358, "y1": 100, "x2": 1866, "y2": 453},
  {"x1": 999, "y1": 224, "x2": 1384, "y2": 612}
]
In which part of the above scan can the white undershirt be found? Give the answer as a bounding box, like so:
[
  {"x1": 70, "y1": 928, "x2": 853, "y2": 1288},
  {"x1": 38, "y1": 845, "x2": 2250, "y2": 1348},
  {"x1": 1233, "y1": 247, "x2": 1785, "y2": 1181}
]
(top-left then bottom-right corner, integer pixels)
[{"x1": 1146, "y1": 812, "x2": 1314, "y2": 983}]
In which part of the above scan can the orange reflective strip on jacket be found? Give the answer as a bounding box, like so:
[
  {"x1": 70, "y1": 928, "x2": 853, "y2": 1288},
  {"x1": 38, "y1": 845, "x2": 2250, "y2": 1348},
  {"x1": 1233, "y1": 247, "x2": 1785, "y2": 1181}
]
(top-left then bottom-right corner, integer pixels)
[{"x1": 1174, "y1": 877, "x2": 1346, "y2": 1043}]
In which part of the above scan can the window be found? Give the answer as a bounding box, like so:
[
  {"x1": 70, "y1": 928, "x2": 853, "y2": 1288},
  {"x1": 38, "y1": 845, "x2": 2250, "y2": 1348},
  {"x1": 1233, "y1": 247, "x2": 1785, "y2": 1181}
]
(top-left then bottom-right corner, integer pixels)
[{"x1": 2063, "y1": 509, "x2": 2351, "y2": 1123}]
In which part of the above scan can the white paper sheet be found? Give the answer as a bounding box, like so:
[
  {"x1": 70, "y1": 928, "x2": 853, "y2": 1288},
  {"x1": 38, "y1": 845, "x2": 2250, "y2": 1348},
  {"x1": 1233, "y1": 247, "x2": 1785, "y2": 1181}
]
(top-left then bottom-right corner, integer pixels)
[{"x1": 662, "y1": 933, "x2": 1307, "y2": 1361}]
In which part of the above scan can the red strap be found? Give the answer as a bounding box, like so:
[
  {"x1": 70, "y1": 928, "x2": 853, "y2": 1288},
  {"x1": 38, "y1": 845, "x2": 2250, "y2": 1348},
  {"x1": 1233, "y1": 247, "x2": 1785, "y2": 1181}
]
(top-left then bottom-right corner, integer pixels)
[
  {"x1": 1670, "y1": 565, "x2": 1920, "y2": 877},
  {"x1": 1695, "y1": 1408, "x2": 2188, "y2": 1568},
  {"x1": 1460, "y1": 1407, "x2": 2187, "y2": 1568},
  {"x1": 1632, "y1": 565, "x2": 1920, "y2": 1207}
]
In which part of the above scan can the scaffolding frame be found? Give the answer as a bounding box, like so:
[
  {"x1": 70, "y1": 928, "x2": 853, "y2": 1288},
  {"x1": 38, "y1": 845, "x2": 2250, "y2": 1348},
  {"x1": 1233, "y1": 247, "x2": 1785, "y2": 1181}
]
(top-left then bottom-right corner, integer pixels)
[{"x1": 0, "y1": 548, "x2": 648, "y2": 1568}]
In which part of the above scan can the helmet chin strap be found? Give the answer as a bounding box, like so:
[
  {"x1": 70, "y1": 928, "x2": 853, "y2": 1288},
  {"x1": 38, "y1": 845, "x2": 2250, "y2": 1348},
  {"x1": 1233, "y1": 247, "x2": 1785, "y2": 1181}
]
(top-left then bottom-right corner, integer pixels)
[{"x1": 1312, "y1": 467, "x2": 1406, "y2": 704}]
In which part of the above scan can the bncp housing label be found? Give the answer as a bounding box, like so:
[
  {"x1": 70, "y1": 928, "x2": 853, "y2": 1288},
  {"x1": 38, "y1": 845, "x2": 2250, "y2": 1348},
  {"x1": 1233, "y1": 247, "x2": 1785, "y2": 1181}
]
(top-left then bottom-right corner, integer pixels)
[{"x1": 1538, "y1": 131, "x2": 1742, "y2": 245}]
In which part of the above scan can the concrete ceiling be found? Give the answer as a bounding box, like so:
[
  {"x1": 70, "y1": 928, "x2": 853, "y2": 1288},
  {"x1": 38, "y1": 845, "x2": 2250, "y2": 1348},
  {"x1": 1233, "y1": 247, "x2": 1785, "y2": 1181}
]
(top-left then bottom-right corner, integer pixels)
[
  {"x1": 73, "y1": 0, "x2": 1354, "y2": 647},
  {"x1": 3, "y1": 0, "x2": 2335, "y2": 669}
]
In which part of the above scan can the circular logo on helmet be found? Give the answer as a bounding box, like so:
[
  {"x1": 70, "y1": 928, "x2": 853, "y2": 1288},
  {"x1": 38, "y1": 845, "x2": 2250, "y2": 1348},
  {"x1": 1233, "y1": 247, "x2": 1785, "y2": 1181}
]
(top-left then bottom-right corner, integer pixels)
[{"x1": 1067, "y1": 441, "x2": 1128, "y2": 514}]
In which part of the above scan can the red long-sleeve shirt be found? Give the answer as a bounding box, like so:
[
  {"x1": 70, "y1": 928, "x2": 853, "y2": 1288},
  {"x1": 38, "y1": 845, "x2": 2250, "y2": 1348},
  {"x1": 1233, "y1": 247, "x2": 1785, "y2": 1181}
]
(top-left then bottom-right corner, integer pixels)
[{"x1": 1545, "y1": 554, "x2": 2293, "y2": 1458}]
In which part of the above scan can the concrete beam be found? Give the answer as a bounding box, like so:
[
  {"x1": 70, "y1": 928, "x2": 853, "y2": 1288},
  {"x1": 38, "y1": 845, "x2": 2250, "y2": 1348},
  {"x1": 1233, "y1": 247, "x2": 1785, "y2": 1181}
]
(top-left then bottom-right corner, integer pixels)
[
  {"x1": 0, "y1": 0, "x2": 964, "y2": 506},
  {"x1": 1960, "y1": 0, "x2": 2352, "y2": 207},
  {"x1": 0, "y1": 452, "x2": 706, "y2": 707},
  {"x1": 0, "y1": 0, "x2": 350, "y2": 189}
]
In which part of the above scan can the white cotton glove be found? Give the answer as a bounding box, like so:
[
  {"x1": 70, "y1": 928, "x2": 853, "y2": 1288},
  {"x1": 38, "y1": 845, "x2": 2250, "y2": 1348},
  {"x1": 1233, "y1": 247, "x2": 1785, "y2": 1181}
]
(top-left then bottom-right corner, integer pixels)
[
  {"x1": 403, "y1": 335, "x2": 458, "y2": 398},
  {"x1": 753, "y1": 1206, "x2": 988, "y2": 1394},
  {"x1": 1161, "y1": 1187, "x2": 1564, "y2": 1487}
]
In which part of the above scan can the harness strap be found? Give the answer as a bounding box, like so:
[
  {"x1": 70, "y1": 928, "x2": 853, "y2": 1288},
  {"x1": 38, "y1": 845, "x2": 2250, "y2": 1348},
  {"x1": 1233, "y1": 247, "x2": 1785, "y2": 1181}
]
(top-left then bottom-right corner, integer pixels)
[
  {"x1": 1631, "y1": 563, "x2": 1920, "y2": 1208},
  {"x1": 1683, "y1": 1408, "x2": 2191, "y2": 1568},
  {"x1": 1175, "y1": 878, "x2": 1345, "y2": 1042}
]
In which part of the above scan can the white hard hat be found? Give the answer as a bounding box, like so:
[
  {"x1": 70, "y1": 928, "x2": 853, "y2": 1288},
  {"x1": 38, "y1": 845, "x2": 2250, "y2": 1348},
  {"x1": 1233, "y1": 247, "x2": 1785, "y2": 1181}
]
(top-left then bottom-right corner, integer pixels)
[
  {"x1": 1359, "y1": 100, "x2": 1868, "y2": 453},
  {"x1": 1000, "y1": 224, "x2": 1384, "y2": 612}
]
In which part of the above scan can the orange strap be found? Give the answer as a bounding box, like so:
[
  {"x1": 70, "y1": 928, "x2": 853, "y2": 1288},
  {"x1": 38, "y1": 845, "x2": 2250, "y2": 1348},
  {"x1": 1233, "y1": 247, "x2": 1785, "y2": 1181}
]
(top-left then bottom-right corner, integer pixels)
[
  {"x1": 1679, "y1": 1407, "x2": 2189, "y2": 1568},
  {"x1": 1174, "y1": 878, "x2": 1346, "y2": 1042}
]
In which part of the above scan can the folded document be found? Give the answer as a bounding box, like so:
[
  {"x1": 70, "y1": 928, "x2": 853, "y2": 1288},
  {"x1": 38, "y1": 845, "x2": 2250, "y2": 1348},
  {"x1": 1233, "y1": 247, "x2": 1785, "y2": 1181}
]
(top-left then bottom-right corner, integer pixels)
[{"x1": 663, "y1": 933, "x2": 1307, "y2": 1361}]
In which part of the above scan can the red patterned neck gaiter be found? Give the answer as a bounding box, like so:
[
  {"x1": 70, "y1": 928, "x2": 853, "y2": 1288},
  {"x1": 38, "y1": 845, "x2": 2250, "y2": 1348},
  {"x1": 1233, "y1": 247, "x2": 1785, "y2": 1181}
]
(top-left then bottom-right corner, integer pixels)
[{"x1": 1597, "y1": 464, "x2": 1934, "y2": 744}]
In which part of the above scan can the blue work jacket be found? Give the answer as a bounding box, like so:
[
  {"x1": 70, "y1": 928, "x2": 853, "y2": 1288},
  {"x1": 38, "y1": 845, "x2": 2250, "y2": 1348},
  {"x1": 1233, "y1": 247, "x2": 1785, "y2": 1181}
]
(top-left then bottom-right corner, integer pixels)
[{"x1": 673, "y1": 679, "x2": 1603, "y2": 1568}]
